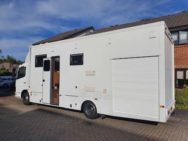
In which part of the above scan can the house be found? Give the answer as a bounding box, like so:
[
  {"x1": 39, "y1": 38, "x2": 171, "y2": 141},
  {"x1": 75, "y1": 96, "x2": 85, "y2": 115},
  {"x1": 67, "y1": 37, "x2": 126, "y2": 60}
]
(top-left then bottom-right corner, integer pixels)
[
  {"x1": 33, "y1": 27, "x2": 94, "y2": 45},
  {"x1": 0, "y1": 62, "x2": 19, "y2": 74},
  {"x1": 33, "y1": 11, "x2": 188, "y2": 88}
]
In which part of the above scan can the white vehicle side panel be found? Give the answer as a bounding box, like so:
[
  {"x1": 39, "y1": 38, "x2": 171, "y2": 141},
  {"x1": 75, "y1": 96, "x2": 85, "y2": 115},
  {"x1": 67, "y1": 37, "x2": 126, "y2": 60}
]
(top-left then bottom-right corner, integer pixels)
[{"x1": 112, "y1": 57, "x2": 159, "y2": 121}]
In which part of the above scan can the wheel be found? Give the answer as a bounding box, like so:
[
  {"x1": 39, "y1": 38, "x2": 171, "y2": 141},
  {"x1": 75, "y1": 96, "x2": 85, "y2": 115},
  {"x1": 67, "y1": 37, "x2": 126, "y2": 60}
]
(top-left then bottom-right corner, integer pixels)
[
  {"x1": 83, "y1": 101, "x2": 99, "y2": 119},
  {"x1": 22, "y1": 91, "x2": 30, "y2": 105}
]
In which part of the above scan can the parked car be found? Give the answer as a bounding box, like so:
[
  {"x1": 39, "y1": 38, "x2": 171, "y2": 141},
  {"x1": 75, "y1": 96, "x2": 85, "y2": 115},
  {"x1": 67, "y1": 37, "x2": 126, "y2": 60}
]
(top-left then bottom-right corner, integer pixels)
[{"x1": 0, "y1": 77, "x2": 15, "y2": 89}]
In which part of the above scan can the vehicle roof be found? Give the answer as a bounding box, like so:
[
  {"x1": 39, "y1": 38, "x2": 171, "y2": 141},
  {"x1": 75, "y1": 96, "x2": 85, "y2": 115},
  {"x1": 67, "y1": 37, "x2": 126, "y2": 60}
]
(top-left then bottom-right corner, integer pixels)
[{"x1": 32, "y1": 27, "x2": 94, "y2": 46}]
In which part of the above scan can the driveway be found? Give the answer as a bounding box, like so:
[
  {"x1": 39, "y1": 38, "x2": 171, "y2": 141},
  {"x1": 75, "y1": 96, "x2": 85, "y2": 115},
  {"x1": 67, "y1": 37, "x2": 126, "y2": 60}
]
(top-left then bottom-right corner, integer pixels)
[{"x1": 0, "y1": 92, "x2": 188, "y2": 141}]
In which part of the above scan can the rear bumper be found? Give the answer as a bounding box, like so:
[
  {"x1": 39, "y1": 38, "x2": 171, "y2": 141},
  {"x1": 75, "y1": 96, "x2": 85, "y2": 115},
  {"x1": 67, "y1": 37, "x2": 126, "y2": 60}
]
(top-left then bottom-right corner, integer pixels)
[{"x1": 166, "y1": 101, "x2": 175, "y2": 120}]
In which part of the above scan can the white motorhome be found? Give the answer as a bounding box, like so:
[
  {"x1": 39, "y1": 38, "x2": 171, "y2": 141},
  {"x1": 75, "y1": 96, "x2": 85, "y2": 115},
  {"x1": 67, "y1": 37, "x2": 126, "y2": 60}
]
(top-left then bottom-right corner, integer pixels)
[{"x1": 15, "y1": 21, "x2": 175, "y2": 122}]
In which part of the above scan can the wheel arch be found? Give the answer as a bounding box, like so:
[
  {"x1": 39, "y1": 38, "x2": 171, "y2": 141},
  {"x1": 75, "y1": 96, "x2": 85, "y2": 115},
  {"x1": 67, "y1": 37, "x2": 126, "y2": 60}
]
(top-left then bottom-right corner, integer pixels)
[
  {"x1": 81, "y1": 100, "x2": 97, "y2": 112},
  {"x1": 21, "y1": 90, "x2": 29, "y2": 98}
]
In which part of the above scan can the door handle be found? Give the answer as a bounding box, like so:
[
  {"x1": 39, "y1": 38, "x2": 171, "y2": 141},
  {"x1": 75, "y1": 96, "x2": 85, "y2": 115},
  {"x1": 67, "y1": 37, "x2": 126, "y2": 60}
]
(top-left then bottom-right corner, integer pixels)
[{"x1": 43, "y1": 79, "x2": 45, "y2": 82}]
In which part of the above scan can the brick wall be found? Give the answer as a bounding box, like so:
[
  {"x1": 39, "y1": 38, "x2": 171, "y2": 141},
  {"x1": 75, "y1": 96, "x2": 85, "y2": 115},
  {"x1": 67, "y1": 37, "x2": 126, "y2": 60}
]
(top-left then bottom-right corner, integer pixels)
[{"x1": 175, "y1": 44, "x2": 188, "y2": 68}]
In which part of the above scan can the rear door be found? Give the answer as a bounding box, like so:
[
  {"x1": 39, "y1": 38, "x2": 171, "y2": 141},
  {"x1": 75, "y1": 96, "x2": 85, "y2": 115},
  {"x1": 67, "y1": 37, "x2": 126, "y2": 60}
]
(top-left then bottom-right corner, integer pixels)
[
  {"x1": 112, "y1": 57, "x2": 159, "y2": 120},
  {"x1": 42, "y1": 59, "x2": 51, "y2": 104},
  {"x1": 16, "y1": 66, "x2": 27, "y2": 93}
]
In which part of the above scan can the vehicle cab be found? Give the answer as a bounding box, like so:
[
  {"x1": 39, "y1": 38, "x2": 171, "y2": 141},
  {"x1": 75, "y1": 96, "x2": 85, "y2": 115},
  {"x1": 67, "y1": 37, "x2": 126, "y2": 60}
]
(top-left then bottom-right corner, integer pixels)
[{"x1": 15, "y1": 63, "x2": 29, "y2": 98}]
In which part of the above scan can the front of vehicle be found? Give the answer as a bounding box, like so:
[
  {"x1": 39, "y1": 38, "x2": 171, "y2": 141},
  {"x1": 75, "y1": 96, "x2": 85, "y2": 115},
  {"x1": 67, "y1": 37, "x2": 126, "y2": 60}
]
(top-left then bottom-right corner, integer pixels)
[
  {"x1": 15, "y1": 63, "x2": 28, "y2": 97},
  {"x1": 15, "y1": 52, "x2": 30, "y2": 99}
]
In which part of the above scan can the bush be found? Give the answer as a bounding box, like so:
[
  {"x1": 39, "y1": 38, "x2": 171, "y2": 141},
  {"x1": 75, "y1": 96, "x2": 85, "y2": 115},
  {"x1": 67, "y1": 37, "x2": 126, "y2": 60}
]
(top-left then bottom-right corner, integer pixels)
[
  {"x1": 175, "y1": 88, "x2": 188, "y2": 110},
  {"x1": 0, "y1": 69, "x2": 12, "y2": 76}
]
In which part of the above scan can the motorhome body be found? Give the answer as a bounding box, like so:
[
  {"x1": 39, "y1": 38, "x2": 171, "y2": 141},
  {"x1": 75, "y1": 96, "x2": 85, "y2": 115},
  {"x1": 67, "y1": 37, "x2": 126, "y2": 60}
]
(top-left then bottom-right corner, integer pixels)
[{"x1": 16, "y1": 21, "x2": 175, "y2": 122}]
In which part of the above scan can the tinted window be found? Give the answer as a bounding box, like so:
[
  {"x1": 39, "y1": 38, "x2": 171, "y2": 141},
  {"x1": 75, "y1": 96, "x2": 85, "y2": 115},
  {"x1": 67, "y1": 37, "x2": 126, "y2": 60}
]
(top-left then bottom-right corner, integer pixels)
[
  {"x1": 35, "y1": 55, "x2": 47, "y2": 67},
  {"x1": 17, "y1": 67, "x2": 26, "y2": 79},
  {"x1": 70, "y1": 54, "x2": 83, "y2": 65},
  {"x1": 43, "y1": 60, "x2": 50, "y2": 71},
  {"x1": 54, "y1": 58, "x2": 60, "y2": 71}
]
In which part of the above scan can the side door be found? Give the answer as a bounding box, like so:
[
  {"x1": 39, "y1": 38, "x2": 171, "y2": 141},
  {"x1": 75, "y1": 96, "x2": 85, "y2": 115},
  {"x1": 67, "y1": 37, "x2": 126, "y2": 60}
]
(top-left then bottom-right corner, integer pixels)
[
  {"x1": 16, "y1": 66, "x2": 27, "y2": 93},
  {"x1": 42, "y1": 59, "x2": 51, "y2": 104}
]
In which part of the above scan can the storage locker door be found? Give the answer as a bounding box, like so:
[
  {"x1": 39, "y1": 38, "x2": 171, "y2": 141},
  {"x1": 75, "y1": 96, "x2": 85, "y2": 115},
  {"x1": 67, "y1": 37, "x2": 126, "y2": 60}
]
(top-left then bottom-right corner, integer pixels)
[{"x1": 112, "y1": 57, "x2": 159, "y2": 121}]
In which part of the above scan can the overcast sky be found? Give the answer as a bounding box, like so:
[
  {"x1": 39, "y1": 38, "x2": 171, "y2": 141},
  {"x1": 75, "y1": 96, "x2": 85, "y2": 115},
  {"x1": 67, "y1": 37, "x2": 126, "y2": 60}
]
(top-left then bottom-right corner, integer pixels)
[{"x1": 0, "y1": 0, "x2": 188, "y2": 61}]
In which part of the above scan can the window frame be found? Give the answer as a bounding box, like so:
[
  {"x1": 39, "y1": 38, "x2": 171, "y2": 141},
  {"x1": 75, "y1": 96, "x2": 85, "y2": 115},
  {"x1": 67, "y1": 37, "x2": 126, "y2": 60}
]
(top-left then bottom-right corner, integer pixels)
[
  {"x1": 179, "y1": 31, "x2": 188, "y2": 44},
  {"x1": 70, "y1": 53, "x2": 84, "y2": 66},
  {"x1": 172, "y1": 30, "x2": 188, "y2": 45},
  {"x1": 17, "y1": 67, "x2": 26, "y2": 79},
  {"x1": 54, "y1": 58, "x2": 60, "y2": 71},
  {"x1": 175, "y1": 68, "x2": 188, "y2": 88},
  {"x1": 43, "y1": 60, "x2": 50, "y2": 71},
  {"x1": 172, "y1": 32, "x2": 179, "y2": 45},
  {"x1": 35, "y1": 54, "x2": 47, "y2": 67}
]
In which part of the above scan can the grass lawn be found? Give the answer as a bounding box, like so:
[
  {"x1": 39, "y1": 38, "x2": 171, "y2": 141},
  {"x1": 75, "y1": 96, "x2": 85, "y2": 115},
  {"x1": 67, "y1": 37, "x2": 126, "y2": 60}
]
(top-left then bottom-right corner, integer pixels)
[{"x1": 176, "y1": 88, "x2": 188, "y2": 110}]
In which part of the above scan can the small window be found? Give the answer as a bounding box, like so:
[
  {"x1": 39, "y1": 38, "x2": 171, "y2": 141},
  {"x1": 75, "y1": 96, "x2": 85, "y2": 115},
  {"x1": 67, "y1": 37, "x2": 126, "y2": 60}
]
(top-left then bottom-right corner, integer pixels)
[
  {"x1": 177, "y1": 71, "x2": 184, "y2": 79},
  {"x1": 172, "y1": 32, "x2": 179, "y2": 44},
  {"x1": 179, "y1": 31, "x2": 188, "y2": 44},
  {"x1": 17, "y1": 67, "x2": 26, "y2": 79},
  {"x1": 35, "y1": 55, "x2": 47, "y2": 67},
  {"x1": 70, "y1": 54, "x2": 83, "y2": 65},
  {"x1": 186, "y1": 70, "x2": 188, "y2": 79},
  {"x1": 43, "y1": 60, "x2": 50, "y2": 71},
  {"x1": 54, "y1": 57, "x2": 60, "y2": 71}
]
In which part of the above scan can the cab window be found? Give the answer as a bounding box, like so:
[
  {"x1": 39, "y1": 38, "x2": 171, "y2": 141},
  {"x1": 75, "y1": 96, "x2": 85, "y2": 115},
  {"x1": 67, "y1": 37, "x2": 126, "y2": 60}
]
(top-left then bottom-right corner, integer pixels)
[{"x1": 17, "y1": 67, "x2": 26, "y2": 79}]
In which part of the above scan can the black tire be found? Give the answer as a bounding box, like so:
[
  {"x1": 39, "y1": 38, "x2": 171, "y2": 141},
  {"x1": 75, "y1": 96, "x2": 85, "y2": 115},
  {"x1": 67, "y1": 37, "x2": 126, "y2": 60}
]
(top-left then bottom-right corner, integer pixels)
[
  {"x1": 83, "y1": 101, "x2": 99, "y2": 119},
  {"x1": 22, "y1": 91, "x2": 30, "y2": 105}
]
